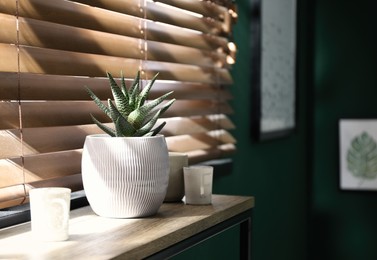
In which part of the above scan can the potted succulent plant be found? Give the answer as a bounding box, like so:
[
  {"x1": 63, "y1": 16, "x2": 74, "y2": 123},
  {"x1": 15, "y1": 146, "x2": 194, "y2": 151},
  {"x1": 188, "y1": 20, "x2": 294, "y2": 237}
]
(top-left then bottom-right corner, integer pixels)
[{"x1": 81, "y1": 71, "x2": 175, "y2": 218}]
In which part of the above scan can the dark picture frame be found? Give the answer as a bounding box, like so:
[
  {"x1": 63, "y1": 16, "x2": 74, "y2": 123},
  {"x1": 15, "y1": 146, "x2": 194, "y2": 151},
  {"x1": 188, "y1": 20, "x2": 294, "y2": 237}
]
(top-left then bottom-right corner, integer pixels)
[{"x1": 250, "y1": 0, "x2": 298, "y2": 141}]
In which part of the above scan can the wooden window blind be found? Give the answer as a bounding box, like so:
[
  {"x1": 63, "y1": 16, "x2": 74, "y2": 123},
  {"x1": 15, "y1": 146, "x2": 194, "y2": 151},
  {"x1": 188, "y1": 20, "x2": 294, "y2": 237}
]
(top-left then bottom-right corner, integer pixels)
[{"x1": 0, "y1": 0, "x2": 238, "y2": 209}]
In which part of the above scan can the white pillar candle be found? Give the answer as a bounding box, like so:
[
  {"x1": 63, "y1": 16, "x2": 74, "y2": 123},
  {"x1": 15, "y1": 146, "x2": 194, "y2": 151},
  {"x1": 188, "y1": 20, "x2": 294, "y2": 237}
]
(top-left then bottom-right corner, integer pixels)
[{"x1": 164, "y1": 152, "x2": 188, "y2": 202}]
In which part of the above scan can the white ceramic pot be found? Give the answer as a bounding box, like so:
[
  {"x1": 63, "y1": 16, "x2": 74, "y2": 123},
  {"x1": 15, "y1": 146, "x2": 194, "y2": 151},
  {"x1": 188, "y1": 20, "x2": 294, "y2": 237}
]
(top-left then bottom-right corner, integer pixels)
[{"x1": 81, "y1": 134, "x2": 169, "y2": 218}]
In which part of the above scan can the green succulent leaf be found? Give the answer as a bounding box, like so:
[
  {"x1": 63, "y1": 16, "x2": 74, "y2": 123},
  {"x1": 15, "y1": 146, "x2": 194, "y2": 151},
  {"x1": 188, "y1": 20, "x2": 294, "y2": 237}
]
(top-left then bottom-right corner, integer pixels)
[
  {"x1": 137, "y1": 73, "x2": 159, "y2": 108},
  {"x1": 347, "y1": 132, "x2": 377, "y2": 179},
  {"x1": 85, "y1": 86, "x2": 111, "y2": 118},
  {"x1": 90, "y1": 114, "x2": 116, "y2": 137},
  {"x1": 158, "y1": 98, "x2": 175, "y2": 116},
  {"x1": 107, "y1": 72, "x2": 130, "y2": 116},
  {"x1": 150, "y1": 121, "x2": 166, "y2": 136},
  {"x1": 131, "y1": 70, "x2": 140, "y2": 90},
  {"x1": 135, "y1": 109, "x2": 163, "y2": 136},
  {"x1": 128, "y1": 91, "x2": 173, "y2": 128},
  {"x1": 128, "y1": 71, "x2": 141, "y2": 108},
  {"x1": 108, "y1": 99, "x2": 123, "y2": 123},
  {"x1": 120, "y1": 71, "x2": 129, "y2": 99},
  {"x1": 142, "y1": 98, "x2": 176, "y2": 127},
  {"x1": 115, "y1": 116, "x2": 135, "y2": 137}
]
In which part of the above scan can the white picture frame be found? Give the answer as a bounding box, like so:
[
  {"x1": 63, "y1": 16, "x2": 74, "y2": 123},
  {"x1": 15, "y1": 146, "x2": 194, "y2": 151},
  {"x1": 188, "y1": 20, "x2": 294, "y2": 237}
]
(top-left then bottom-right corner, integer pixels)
[{"x1": 339, "y1": 119, "x2": 377, "y2": 191}]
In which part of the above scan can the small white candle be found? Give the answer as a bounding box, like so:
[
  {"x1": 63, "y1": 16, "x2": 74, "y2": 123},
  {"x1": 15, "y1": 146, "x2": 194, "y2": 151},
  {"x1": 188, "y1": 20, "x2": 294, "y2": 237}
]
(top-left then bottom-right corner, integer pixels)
[
  {"x1": 29, "y1": 187, "x2": 71, "y2": 241},
  {"x1": 183, "y1": 166, "x2": 213, "y2": 205}
]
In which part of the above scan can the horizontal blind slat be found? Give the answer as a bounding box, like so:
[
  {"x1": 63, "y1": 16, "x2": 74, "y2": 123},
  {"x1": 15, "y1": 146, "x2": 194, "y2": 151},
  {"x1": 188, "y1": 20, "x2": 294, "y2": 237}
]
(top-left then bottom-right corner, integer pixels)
[
  {"x1": 0, "y1": 72, "x2": 232, "y2": 101},
  {"x1": 0, "y1": 101, "x2": 233, "y2": 129},
  {"x1": 27, "y1": 174, "x2": 83, "y2": 192},
  {"x1": 166, "y1": 130, "x2": 236, "y2": 153},
  {"x1": 0, "y1": 44, "x2": 233, "y2": 84},
  {"x1": 0, "y1": 158, "x2": 23, "y2": 188},
  {"x1": 155, "y1": 0, "x2": 238, "y2": 35},
  {"x1": 0, "y1": 72, "x2": 19, "y2": 100},
  {"x1": 73, "y1": 0, "x2": 230, "y2": 26},
  {"x1": 155, "y1": 0, "x2": 228, "y2": 19},
  {"x1": 0, "y1": 13, "x2": 17, "y2": 44},
  {"x1": 6, "y1": 15, "x2": 227, "y2": 68},
  {"x1": 0, "y1": 44, "x2": 18, "y2": 72},
  {"x1": 23, "y1": 151, "x2": 82, "y2": 183},
  {"x1": 74, "y1": 0, "x2": 226, "y2": 34},
  {"x1": 21, "y1": 126, "x2": 100, "y2": 154},
  {"x1": 160, "y1": 115, "x2": 235, "y2": 136},
  {"x1": 187, "y1": 144, "x2": 236, "y2": 165},
  {"x1": 0, "y1": 130, "x2": 22, "y2": 158},
  {"x1": 146, "y1": 22, "x2": 229, "y2": 50},
  {"x1": 1, "y1": 115, "x2": 234, "y2": 154},
  {"x1": 0, "y1": 174, "x2": 83, "y2": 208},
  {"x1": 11, "y1": 100, "x2": 232, "y2": 128},
  {"x1": 0, "y1": 185, "x2": 27, "y2": 209},
  {"x1": 0, "y1": 152, "x2": 81, "y2": 184},
  {"x1": 0, "y1": 102, "x2": 19, "y2": 130}
]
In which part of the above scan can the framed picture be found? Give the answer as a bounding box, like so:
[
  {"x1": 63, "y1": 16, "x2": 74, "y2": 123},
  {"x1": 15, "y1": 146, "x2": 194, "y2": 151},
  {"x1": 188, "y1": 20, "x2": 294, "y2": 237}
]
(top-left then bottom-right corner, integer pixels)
[
  {"x1": 250, "y1": 0, "x2": 298, "y2": 141},
  {"x1": 339, "y1": 119, "x2": 377, "y2": 191}
]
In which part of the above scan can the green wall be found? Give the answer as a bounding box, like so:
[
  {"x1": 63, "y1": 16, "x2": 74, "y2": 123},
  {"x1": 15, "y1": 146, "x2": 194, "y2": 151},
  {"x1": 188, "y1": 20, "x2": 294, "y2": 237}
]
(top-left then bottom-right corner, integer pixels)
[
  {"x1": 174, "y1": 0, "x2": 377, "y2": 259},
  {"x1": 174, "y1": 0, "x2": 311, "y2": 259},
  {"x1": 228, "y1": 0, "x2": 311, "y2": 258},
  {"x1": 311, "y1": 1, "x2": 377, "y2": 260}
]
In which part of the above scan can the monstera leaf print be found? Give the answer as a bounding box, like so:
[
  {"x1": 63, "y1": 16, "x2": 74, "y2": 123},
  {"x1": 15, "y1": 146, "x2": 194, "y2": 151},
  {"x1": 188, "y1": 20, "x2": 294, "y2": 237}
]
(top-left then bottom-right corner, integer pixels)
[{"x1": 347, "y1": 131, "x2": 377, "y2": 180}]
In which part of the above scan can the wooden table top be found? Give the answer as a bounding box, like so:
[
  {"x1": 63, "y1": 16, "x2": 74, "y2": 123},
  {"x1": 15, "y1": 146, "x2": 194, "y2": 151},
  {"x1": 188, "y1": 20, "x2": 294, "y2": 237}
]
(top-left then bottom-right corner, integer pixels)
[{"x1": 0, "y1": 194, "x2": 254, "y2": 260}]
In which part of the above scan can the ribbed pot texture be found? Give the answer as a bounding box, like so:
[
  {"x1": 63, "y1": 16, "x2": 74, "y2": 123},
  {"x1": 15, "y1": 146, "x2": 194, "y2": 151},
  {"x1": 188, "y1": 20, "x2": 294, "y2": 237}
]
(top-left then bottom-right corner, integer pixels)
[{"x1": 81, "y1": 134, "x2": 169, "y2": 218}]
